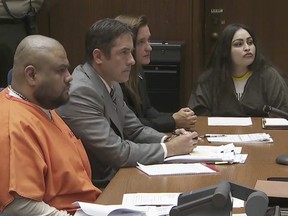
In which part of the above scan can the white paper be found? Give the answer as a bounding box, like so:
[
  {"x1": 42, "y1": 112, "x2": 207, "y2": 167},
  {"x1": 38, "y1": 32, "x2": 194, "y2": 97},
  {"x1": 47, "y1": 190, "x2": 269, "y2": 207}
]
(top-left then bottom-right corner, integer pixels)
[
  {"x1": 75, "y1": 203, "x2": 173, "y2": 216},
  {"x1": 193, "y1": 144, "x2": 242, "y2": 154},
  {"x1": 233, "y1": 154, "x2": 248, "y2": 164},
  {"x1": 73, "y1": 202, "x2": 146, "y2": 216},
  {"x1": 208, "y1": 117, "x2": 252, "y2": 126},
  {"x1": 164, "y1": 144, "x2": 247, "y2": 164},
  {"x1": 136, "y1": 162, "x2": 217, "y2": 176},
  {"x1": 122, "y1": 193, "x2": 179, "y2": 216},
  {"x1": 122, "y1": 193, "x2": 179, "y2": 206},
  {"x1": 207, "y1": 133, "x2": 273, "y2": 143},
  {"x1": 75, "y1": 210, "x2": 88, "y2": 216},
  {"x1": 232, "y1": 197, "x2": 245, "y2": 208},
  {"x1": 263, "y1": 118, "x2": 288, "y2": 126},
  {"x1": 74, "y1": 194, "x2": 246, "y2": 216}
]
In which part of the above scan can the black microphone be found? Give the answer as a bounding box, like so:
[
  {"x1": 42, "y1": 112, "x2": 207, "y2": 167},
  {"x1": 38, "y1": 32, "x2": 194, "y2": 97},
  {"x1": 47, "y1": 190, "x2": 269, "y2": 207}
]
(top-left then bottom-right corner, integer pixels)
[{"x1": 263, "y1": 105, "x2": 288, "y2": 120}]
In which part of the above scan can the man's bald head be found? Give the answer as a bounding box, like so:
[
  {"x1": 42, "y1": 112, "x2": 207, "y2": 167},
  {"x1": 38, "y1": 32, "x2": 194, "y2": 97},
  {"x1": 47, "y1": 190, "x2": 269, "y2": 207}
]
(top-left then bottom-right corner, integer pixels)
[
  {"x1": 10, "y1": 35, "x2": 72, "y2": 109},
  {"x1": 13, "y1": 35, "x2": 65, "y2": 73}
]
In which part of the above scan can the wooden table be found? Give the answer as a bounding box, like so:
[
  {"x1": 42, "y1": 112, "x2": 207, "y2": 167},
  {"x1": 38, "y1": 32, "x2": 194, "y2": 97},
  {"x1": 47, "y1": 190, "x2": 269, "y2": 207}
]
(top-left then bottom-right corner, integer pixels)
[{"x1": 96, "y1": 117, "x2": 288, "y2": 205}]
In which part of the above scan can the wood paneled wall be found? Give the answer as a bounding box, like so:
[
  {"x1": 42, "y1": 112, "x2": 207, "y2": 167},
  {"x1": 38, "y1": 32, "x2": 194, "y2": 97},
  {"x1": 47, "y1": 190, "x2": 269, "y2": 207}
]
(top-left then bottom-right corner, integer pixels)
[
  {"x1": 204, "y1": 0, "x2": 288, "y2": 80},
  {"x1": 37, "y1": 0, "x2": 204, "y2": 107}
]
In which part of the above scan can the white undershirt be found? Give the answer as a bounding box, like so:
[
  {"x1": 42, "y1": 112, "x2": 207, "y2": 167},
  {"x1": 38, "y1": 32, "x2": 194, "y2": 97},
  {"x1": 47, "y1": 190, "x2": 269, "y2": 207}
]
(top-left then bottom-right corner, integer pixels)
[
  {"x1": 232, "y1": 71, "x2": 252, "y2": 100},
  {"x1": 3, "y1": 196, "x2": 72, "y2": 216}
]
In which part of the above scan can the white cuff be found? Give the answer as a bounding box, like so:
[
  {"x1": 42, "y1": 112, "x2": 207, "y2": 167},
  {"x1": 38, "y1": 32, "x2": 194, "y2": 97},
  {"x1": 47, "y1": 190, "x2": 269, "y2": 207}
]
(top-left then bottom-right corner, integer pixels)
[
  {"x1": 160, "y1": 135, "x2": 169, "y2": 158},
  {"x1": 3, "y1": 196, "x2": 72, "y2": 216}
]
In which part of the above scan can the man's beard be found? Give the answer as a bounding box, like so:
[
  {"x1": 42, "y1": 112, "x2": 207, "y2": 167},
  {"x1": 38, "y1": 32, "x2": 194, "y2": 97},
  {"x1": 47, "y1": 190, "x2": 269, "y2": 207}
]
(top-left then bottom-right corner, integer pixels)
[{"x1": 34, "y1": 91, "x2": 69, "y2": 110}]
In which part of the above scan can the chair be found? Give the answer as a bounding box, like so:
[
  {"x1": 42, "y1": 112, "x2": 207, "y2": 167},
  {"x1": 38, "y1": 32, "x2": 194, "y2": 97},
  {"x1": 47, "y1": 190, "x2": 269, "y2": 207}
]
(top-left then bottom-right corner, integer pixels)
[
  {"x1": 0, "y1": 69, "x2": 12, "y2": 91},
  {"x1": 7, "y1": 69, "x2": 13, "y2": 85}
]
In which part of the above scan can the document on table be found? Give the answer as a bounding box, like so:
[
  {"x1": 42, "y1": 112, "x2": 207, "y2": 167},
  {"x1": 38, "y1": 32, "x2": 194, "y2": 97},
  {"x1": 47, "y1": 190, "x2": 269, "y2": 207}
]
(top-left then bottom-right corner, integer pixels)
[
  {"x1": 74, "y1": 194, "x2": 245, "y2": 216},
  {"x1": 262, "y1": 117, "x2": 288, "y2": 129},
  {"x1": 121, "y1": 193, "x2": 244, "y2": 216},
  {"x1": 206, "y1": 133, "x2": 273, "y2": 143},
  {"x1": 164, "y1": 143, "x2": 248, "y2": 164},
  {"x1": 136, "y1": 162, "x2": 218, "y2": 176},
  {"x1": 208, "y1": 117, "x2": 252, "y2": 126},
  {"x1": 122, "y1": 193, "x2": 179, "y2": 216},
  {"x1": 74, "y1": 202, "x2": 146, "y2": 216},
  {"x1": 74, "y1": 194, "x2": 178, "y2": 216},
  {"x1": 122, "y1": 193, "x2": 179, "y2": 206}
]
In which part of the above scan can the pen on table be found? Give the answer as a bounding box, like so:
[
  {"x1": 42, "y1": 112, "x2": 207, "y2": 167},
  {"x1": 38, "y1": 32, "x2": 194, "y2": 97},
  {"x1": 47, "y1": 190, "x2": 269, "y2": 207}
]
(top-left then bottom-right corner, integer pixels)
[
  {"x1": 214, "y1": 161, "x2": 232, "y2": 165},
  {"x1": 192, "y1": 136, "x2": 199, "y2": 141},
  {"x1": 171, "y1": 131, "x2": 199, "y2": 140},
  {"x1": 199, "y1": 134, "x2": 226, "y2": 138}
]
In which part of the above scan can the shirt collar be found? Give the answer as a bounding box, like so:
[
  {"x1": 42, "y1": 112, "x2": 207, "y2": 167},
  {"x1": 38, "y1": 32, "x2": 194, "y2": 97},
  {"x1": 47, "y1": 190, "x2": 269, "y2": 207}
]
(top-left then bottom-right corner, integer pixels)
[
  {"x1": 98, "y1": 75, "x2": 113, "y2": 93},
  {"x1": 8, "y1": 87, "x2": 52, "y2": 119}
]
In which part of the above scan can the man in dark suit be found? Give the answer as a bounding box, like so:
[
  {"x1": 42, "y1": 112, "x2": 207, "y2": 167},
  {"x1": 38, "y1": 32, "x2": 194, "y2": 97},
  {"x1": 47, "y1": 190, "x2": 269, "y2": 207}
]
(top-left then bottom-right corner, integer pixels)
[{"x1": 56, "y1": 18, "x2": 198, "y2": 188}]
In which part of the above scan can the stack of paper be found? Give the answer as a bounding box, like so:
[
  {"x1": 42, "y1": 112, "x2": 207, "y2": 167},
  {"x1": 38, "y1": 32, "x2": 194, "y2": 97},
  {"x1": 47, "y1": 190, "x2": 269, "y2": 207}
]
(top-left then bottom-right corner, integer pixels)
[
  {"x1": 74, "y1": 202, "x2": 146, "y2": 216},
  {"x1": 122, "y1": 193, "x2": 245, "y2": 216},
  {"x1": 164, "y1": 143, "x2": 247, "y2": 164},
  {"x1": 136, "y1": 162, "x2": 218, "y2": 176},
  {"x1": 122, "y1": 193, "x2": 179, "y2": 206},
  {"x1": 208, "y1": 117, "x2": 252, "y2": 126},
  {"x1": 122, "y1": 193, "x2": 179, "y2": 215},
  {"x1": 262, "y1": 118, "x2": 288, "y2": 129},
  {"x1": 74, "y1": 193, "x2": 180, "y2": 216},
  {"x1": 74, "y1": 194, "x2": 246, "y2": 216},
  {"x1": 206, "y1": 133, "x2": 273, "y2": 143}
]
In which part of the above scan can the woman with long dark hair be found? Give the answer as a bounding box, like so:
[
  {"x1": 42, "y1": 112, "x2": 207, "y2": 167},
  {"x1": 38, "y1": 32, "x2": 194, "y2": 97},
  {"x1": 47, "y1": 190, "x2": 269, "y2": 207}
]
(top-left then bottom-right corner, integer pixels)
[{"x1": 188, "y1": 23, "x2": 288, "y2": 116}]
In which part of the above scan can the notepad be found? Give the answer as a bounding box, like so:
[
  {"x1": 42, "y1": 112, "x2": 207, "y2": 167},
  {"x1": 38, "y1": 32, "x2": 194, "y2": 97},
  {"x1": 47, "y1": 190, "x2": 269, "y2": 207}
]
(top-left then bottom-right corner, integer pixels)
[
  {"x1": 206, "y1": 133, "x2": 273, "y2": 143},
  {"x1": 136, "y1": 162, "x2": 218, "y2": 176},
  {"x1": 262, "y1": 118, "x2": 288, "y2": 129}
]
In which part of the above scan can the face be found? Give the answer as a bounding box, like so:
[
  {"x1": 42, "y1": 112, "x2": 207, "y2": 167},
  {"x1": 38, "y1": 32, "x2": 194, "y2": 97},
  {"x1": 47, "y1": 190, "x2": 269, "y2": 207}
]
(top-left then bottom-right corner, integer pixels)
[
  {"x1": 100, "y1": 33, "x2": 135, "y2": 86},
  {"x1": 33, "y1": 46, "x2": 72, "y2": 109},
  {"x1": 135, "y1": 25, "x2": 152, "y2": 65},
  {"x1": 231, "y1": 28, "x2": 256, "y2": 70}
]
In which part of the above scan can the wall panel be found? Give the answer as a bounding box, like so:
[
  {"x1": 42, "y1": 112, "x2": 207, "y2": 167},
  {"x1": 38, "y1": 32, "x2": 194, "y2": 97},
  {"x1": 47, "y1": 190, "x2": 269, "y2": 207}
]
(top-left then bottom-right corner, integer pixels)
[{"x1": 37, "y1": 0, "x2": 203, "y2": 106}]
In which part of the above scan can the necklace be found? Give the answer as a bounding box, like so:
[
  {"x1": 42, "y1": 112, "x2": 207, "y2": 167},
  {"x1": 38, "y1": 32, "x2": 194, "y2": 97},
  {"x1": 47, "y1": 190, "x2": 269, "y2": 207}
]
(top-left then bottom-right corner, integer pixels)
[{"x1": 8, "y1": 85, "x2": 29, "y2": 101}]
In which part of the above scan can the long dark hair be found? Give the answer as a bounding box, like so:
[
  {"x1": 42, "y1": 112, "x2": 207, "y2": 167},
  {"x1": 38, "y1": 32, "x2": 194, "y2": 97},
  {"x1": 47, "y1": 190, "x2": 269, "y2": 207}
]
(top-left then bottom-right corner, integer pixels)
[
  {"x1": 201, "y1": 23, "x2": 270, "y2": 98},
  {"x1": 115, "y1": 14, "x2": 149, "y2": 113}
]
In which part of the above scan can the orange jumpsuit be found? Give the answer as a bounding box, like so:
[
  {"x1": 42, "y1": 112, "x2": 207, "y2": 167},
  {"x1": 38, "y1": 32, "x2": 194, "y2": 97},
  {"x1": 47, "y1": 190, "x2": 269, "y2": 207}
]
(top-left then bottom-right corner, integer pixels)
[{"x1": 0, "y1": 88, "x2": 101, "y2": 214}]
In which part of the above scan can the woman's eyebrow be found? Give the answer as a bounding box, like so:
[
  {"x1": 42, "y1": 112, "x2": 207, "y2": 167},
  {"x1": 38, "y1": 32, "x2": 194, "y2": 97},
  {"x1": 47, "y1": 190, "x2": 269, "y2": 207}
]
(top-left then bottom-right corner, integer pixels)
[{"x1": 232, "y1": 38, "x2": 244, "y2": 43}]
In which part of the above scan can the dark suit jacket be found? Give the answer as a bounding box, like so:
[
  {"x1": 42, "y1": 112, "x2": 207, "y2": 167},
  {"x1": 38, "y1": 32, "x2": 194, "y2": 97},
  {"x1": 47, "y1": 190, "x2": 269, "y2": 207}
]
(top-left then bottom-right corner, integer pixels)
[
  {"x1": 121, "y1": 70, "x2": 176, "y2": 132},
  {"x1": 56, "y1": 63, "x2": 165, "y2": 187}
]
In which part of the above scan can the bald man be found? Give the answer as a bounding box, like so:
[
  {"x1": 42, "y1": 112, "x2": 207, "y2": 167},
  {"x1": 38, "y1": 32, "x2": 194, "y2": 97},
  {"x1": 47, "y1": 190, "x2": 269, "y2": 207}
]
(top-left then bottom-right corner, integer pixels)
[{"x1": 0, "y1": 35, "x2": 101, "y2": 216}]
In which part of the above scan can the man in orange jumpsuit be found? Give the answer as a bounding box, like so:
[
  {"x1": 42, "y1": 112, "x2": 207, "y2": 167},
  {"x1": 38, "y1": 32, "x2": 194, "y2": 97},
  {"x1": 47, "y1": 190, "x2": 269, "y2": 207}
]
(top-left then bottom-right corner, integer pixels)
[{"x1": 0, "y1": 35, "x2": 101, "y2": 215}]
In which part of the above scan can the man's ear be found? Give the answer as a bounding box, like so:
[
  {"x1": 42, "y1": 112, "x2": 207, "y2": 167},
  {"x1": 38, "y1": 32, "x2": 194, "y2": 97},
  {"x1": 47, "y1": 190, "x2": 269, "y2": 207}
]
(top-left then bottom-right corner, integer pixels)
[
  {"x1": 92, "y1": 48, "x2": 103, "y2": 64},
  {"x1": 24, "y1": 65, "x2": 37, "y2": 85}
]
